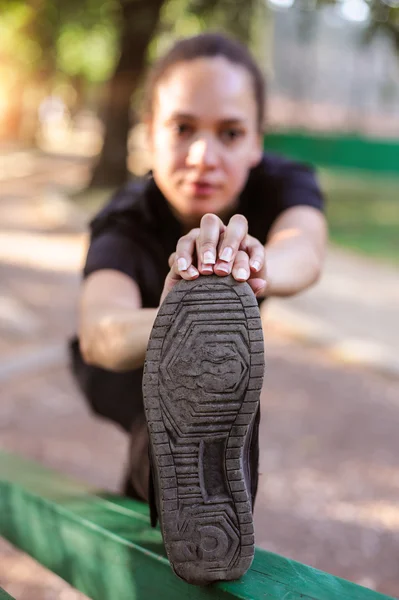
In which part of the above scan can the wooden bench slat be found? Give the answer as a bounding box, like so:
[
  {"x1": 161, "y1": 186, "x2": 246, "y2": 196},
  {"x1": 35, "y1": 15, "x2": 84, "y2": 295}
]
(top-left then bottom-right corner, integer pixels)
[{"x1": 0, "y1": 451, "x2": 394, "y2": 600}]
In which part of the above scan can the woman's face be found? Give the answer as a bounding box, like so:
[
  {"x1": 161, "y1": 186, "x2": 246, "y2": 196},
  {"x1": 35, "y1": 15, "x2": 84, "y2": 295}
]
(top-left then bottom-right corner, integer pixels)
[{"x1": 147, "y1": 56, "x2": 263, "y2": 227}]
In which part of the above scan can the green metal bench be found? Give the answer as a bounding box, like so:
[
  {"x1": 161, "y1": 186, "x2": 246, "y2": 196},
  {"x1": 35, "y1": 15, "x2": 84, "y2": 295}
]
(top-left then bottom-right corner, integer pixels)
[{"x1": 0, "y1": 451, "x2": 395, "y2": 600}]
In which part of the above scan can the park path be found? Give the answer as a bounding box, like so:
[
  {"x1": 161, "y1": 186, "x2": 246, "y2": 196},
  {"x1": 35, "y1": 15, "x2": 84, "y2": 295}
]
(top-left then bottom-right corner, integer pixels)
[
  {"x1": 0, "y1": 149, "x2": 399, "y2": 598},
  {"x1": 266, "y1": 247, "x2": 399, "y2": 377}
]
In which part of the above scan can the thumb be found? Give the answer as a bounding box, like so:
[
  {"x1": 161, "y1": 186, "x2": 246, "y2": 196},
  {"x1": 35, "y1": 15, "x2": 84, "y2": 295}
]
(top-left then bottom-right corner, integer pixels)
[
  {"x1": 248, "y1": 277, "x2": 267, "y2": 298},
  {"x1": 160, "y1": 269, "x2": 181, "y2": 304}
]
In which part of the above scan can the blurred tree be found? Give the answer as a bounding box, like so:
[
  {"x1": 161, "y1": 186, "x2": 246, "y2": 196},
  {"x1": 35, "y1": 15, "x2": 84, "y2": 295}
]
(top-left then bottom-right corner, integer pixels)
[
  {"x1": 0, "y1": 0, "x2": 118, "y2": 141},
  {"x1": 314, "y1": 0, "x2": 399, "y2": 49},
  {"x1": 365, "y1": 2, "x2": 399, "y2": 53},
  {"x1": 89, "y1": 0, "x2": 165, "y2": 187},
  {"x1": 0, "y1": 1, "x2": 57, "y2": 140}
]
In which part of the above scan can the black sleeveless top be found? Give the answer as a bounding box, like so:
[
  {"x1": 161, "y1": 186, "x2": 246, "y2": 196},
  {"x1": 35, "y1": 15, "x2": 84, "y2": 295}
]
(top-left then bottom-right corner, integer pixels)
[{"x1": 83, "y1": 152, "x2": 324, "y2": 307}]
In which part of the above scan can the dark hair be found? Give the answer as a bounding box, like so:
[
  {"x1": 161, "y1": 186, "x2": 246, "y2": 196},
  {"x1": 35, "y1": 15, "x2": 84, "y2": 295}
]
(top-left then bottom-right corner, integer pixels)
[{"x1": 142, "y1": 32, "x2": 266, "y2": 132}]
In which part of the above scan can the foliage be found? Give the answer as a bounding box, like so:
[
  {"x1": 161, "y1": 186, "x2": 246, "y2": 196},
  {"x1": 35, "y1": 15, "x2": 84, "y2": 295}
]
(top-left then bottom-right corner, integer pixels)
[
  {"x1": 312, "y1": 0, "x2": 399, "y2": 55},
  {"x1": 365, "y1": 2, "x2": 399, "y2": 54},
  {"x1": 2, "y1": 0, "x2": 397, "y2": 90},
  {"x1": 149, "y1": 0, "x2": 268, "y2": 65},
  {"x1": 187, "y1": 0, "x2": 264, "y2": 43},
  {"x1": 0, "y1": 0, "x2": 120, "y2": 83},
  {"x1": 0, "y1": 0, "x2": 269, "y2": 86}
]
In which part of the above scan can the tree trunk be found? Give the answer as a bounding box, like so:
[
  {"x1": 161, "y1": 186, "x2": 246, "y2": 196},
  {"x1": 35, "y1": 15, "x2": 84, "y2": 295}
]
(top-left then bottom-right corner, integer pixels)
[
  {"x1": 89, "y1": 0, "x2": 165, "y2": 188},
  {"x1": 2, "y1": 82, "x2": 24, "y2": 142}
]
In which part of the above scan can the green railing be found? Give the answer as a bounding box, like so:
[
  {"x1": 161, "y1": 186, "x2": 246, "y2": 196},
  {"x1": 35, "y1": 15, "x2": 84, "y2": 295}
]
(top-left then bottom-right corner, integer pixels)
[
  {"x1": 0, "y1": 451, "x2": 395, "y2": 600},
  {"x1": 0, "y1": 453, "x2": 393, "y2": 600},
  {"x1": 264, "y1": 130, "x2": 399, "y2": 175},
  {"x1": 0, "y1": 589, "x2": 15, "y2": 600}
]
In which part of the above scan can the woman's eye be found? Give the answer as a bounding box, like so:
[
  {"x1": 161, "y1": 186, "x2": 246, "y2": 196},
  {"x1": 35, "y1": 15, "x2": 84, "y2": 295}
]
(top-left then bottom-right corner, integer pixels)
[
  {"x1": 174, "y1": 123, "x2": 193, "y2": 136},
  {"x1": 220, "y1": 128, "x2": 244, "y2": 143}
]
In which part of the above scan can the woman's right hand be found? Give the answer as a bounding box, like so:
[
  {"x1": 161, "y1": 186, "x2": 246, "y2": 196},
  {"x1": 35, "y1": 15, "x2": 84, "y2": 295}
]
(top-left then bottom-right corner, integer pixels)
[{"x1": 160, "y1": 213, "x2": 267, "y2": 304}]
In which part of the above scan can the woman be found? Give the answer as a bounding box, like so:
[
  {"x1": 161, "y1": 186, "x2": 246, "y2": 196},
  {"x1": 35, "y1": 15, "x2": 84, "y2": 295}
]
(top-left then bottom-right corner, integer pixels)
[{"x1": 71, "y1": 32, "x2": 327, "y2": 584}]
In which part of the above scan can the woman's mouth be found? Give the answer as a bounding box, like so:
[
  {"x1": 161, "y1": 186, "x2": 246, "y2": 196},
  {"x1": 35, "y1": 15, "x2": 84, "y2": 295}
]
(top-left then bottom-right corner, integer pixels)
[{"x1": 188, "y1": 181, "x2": 216, "y2": 197}]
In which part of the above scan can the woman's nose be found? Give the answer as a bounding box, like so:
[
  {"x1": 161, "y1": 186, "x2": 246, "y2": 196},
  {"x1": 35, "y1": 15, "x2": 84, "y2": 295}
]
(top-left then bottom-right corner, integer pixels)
[{"x1": 186, "y1": 138, "x2": 218, "y2": 169}]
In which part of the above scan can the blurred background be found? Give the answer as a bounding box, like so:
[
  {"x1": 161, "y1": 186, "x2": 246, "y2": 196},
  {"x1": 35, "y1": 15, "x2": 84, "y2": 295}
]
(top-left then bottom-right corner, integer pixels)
[{"x1": 0, "y1": 0, "x2": 398, "y2": 598}]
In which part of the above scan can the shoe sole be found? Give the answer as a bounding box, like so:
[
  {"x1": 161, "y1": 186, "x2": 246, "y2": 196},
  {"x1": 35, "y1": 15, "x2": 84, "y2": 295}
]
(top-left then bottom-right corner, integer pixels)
[{"x1": 142, "y1": 275, "x2": 264, "y2": 585}]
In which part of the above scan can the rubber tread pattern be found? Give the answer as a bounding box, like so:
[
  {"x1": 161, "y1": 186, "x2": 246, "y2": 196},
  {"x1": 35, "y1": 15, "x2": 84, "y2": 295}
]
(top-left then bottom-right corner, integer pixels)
[{"x1": 142, "y1": 275, "x2": 264, "y2": 585}]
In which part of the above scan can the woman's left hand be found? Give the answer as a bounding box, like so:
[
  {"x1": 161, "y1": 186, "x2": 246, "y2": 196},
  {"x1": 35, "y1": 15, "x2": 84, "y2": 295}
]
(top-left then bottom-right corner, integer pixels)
[{"x1": 164, "y1": 213, "x2": 267, "y2": 302}]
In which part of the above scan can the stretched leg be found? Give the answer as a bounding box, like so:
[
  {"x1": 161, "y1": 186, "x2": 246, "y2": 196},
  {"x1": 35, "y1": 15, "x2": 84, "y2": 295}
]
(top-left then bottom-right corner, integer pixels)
[
  {"x1": 122, "y1": 410, "x2": 150, "y2": 502},
  {"x1": 69, "y1": 336, "x2": 150, "y2": 500}
]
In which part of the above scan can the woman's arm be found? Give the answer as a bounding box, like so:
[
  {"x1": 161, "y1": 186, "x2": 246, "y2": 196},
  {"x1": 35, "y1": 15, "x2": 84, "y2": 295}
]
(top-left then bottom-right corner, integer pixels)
[
  {"x1": 78, "y1": 269, "x2": 158, "y2": 372},
  {"x1": 169, "y1": 209, "x2": 327, "y2": 300},
  {"x1": 79, "y1": 206, "x2": 326, "y2": 372},
  {"x1": 263, "y1": 205, "x2": 327, "y2": 297}
]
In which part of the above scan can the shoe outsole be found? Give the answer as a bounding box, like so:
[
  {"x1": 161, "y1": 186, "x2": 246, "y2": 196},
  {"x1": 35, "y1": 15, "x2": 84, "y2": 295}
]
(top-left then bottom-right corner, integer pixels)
[{"x1": 142, "y1": 275, "x2": 264, "y2": 585}]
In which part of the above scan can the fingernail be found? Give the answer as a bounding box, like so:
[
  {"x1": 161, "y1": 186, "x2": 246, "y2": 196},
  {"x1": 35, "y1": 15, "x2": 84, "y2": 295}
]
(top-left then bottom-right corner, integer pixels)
[
  {"x1": 177, "y1": 258, "x2": 188, "y2": 271},
  {"x1": 220, "y1": 247, "x2": 233, "y2": 262},
  {"x1": 236, "y1": 268, "x2": 248, "y2": 280},
  {"x1": 251, "y1": 260, "x2": 261, "y2": 271},
  {"x1": 217, "y1": 263, "x2": 230, "y2": 274},
  {"x1": 203, "y1": 250, "x2": 215, "y2": 265},
  {"x1": 187, "y1": 266, "x2": 198, "y2": 277},
  {"x1": 202, "y1": 265, "x2": 213, "y2": 274}
]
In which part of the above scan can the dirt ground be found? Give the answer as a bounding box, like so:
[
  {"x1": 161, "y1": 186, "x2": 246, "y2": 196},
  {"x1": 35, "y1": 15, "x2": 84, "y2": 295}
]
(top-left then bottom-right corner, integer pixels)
[{"x1": 1, "y1": 151, "x2": 398, "y2": 599}]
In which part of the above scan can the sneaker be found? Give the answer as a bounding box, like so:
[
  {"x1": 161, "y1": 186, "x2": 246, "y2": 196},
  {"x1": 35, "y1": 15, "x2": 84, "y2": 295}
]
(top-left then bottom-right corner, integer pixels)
[{"x1": 142, "y1": 274, "x2": 264, "y2": 585}]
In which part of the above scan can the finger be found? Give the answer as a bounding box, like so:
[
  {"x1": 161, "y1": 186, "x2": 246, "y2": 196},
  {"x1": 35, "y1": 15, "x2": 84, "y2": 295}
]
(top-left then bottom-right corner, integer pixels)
[
  {"x1": 168, "y1": 252, "x2": 176, "y2": 269},
  {"x1": 232, "y1": 250, "x2": 250, "y2": 282},
  {"x1": 168, "y1": 261, "x2": 199, "y2": 285},
  {"x1": 197, "y1": 214, "x2": 224, "y2": 274},
  {"x1": 172, "y1": 255, "x2": 199, "y2": 281},
  {"x1": 161, "y1": 255, "x2": 199, "y2": 304},
  {"x1": 248, "y1": 278, "x2": 267, "y2": 297},
  {"x1": 214, "y1": 259, "x2": 232, "y2": 276},
  {"x1": 160, "y1": 268, "x2": 180, "y2": 304},
  {"x1": 243, "y1": 236, "x2": 265, "y2": 272},
  {"x1": 175, "y1": 228, "x2": 200, "y2": 272},
  {"x1": 213, "y1": 231, "x2": 230, "y2": 276},
  {"x1": 218, "y1": 215, "x2": 248, "y2": 264}
]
